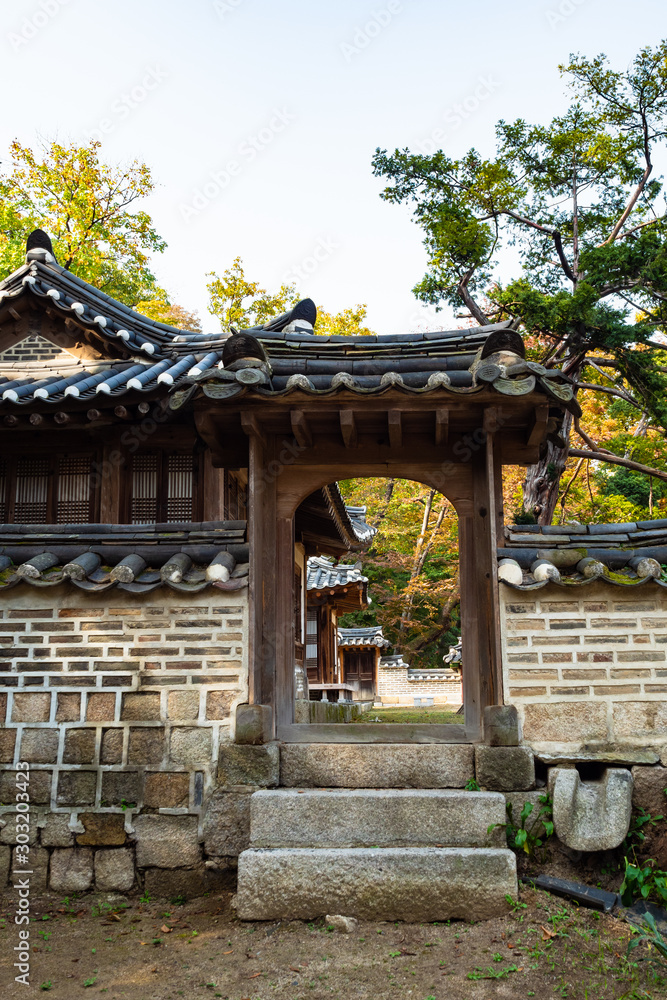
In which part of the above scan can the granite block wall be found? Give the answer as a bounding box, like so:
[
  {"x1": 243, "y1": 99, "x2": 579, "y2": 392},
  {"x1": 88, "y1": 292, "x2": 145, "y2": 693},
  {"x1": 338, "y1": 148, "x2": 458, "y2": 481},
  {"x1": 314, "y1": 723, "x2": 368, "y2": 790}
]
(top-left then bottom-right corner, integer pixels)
[
  {"x1": 0, "y1": 586, "x2": 253, "y2": 895},
  {"x1": 500, "y1": 581, "x2": 667, "y2": 756}
]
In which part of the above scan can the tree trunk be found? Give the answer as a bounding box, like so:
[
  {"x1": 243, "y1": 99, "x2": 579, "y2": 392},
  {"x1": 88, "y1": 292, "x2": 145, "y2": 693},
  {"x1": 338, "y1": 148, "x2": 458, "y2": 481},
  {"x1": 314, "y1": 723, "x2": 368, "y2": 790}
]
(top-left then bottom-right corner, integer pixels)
[
  {"x1": 522, "y1": 409, "x2": 574, "y2": 524},
  {"x1": 522, "y1": 351, "x2": 586, "y2": 525}
]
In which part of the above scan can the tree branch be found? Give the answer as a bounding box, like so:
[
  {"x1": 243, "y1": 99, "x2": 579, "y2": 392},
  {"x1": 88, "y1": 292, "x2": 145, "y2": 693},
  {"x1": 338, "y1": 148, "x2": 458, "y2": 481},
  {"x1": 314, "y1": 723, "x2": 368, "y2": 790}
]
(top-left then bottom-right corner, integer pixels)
[
  {"x1": 502, "y1": 210, "x2": 576, "y2": 283},
  {"x1": 602, "y1": 114, "x2": 653, "y2": 245},
  {"x1": 457, "y1": 268, "x2": 489, "y2": 325},
  {"x1": 569, "y1": 448, "x2": 667, "y2": 482}
]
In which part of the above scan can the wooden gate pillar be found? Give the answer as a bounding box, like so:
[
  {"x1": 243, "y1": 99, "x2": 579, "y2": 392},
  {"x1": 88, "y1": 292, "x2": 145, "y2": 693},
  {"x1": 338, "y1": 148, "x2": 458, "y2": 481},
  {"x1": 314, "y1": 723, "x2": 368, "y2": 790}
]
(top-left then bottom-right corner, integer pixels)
[
  {"x1": 247, "y1": 430, "x2": 295, "y2": 734},
  {"x1": 459, "y1": 418, "x2": 504, "y2": 738}
]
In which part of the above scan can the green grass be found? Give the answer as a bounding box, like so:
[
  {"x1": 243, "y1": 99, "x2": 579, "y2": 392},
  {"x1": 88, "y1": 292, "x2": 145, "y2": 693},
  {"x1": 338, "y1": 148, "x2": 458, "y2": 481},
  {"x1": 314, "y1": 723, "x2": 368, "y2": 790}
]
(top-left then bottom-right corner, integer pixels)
[{"x1": 350, "y1": 705, "x2": 462, "y2": 724}]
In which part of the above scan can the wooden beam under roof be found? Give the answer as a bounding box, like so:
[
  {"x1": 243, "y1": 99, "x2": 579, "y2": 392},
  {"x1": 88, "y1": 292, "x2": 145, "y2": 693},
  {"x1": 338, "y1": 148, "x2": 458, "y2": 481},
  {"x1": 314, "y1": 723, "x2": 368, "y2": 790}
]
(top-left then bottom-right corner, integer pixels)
[{"x1": 339, "y1": 409, "x2": 357, "y2": 448}]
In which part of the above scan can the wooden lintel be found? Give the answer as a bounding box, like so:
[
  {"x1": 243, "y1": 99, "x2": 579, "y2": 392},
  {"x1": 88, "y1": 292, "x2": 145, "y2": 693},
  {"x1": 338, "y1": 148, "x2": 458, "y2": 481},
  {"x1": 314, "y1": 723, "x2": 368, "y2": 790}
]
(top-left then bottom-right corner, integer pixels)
[
  {"x1": 387, "y1": 409, "x2": 402, "y2": 449},
  {"x1": 339, "y1": 409, "x2": 357, "y2": 448},
  {"x1": 290, "y1": 409, "x2": 312, "y2": 448},
  {"x1": 241, "y1": 412, "x2": 268, "y2": 449},
  {"x1": 435, "y1": 409, "x2": 449, "y2": 447},
  {"x1": 527, "y1": 404, "x2": 549, "y2": 448}
]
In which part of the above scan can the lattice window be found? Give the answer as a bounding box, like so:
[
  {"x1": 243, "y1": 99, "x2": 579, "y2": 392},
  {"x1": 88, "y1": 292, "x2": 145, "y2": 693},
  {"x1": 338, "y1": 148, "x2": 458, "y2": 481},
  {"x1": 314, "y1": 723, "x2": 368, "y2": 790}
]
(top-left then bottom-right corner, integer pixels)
[
  {"x1": 166, "y1": 454, "x2": 193, "y2": 523},
  {"x1": 306, "y1": 606, "x2": 319, "y2": 682},
  {"x1": 14, "y1": 457, "x2": 49, "y2": 523},
  {"x1": 129, "y1": 452, "x2": 197, "y2": 525},
  {"x1": 1, "y1": 453, "x2": 98, "y2": 525},
  {"x1": 130, "y1": 454, "x2": 159, "y2": 524},
  {"x1": 56, "y1": 455, "x2": 93, "y2": 524}
]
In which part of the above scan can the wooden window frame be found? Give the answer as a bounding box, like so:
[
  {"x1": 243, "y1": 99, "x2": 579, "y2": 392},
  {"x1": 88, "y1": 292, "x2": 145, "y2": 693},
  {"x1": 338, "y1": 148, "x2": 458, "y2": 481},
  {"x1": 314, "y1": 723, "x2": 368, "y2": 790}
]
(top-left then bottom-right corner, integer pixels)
[
  {"x1": 122, "y1": 450, "x2": 203, "y2": 525},
  {"x1": 0, "y1": 453, "x2": 100, "y2": 525}
]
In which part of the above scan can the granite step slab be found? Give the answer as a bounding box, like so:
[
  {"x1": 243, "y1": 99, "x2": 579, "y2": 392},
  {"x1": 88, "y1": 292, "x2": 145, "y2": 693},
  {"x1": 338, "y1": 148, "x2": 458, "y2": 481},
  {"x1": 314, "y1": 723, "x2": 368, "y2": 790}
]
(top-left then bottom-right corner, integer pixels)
[
  {"x1": 250, "y1": 789, "x2": 506, "y2": 849},
  {"x1": 236, "y1": 847, "x2": 518, "y2": 921}
]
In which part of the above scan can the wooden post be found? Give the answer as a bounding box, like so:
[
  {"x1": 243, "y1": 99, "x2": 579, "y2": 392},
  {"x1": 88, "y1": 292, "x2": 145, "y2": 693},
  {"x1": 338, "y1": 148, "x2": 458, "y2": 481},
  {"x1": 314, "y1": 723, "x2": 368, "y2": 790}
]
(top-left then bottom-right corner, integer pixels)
[
  {"x1": 248, "y1": 432, "x2": 296, "y2": 731},
  {"x1": 248, "y1": 432, "x2": 268, "y2": 709},
  {"x1": 459, "y1": 422, "x2": 503, "y2": 739}
]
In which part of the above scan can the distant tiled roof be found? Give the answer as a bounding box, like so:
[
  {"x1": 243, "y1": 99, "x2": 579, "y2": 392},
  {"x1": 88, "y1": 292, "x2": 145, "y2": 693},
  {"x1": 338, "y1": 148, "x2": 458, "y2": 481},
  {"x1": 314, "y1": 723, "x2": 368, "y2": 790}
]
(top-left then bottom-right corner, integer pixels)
[
  {"x1": 337, "y1": 625, "x2": 390, "y2": 648},
  {"x1": 0, "y1": 522, "x2": 248, "y2": 595},
  {"x1": 497, "y1": 519, "x2": 667, "y2": 589},
  {"x1": 306, "y1": 556, "x2": 368, "y2": 592},
  {"x1": 343, "y1": 506, "x2": 375, "y2": 545}
]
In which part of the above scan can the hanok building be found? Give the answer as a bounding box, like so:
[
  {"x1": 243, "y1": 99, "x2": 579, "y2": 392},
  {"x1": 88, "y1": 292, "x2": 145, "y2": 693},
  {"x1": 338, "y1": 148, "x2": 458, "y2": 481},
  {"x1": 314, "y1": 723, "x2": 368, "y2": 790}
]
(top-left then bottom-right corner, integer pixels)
[{"x1": 1, "y1": 230, "x2": 665, "y2": 921}]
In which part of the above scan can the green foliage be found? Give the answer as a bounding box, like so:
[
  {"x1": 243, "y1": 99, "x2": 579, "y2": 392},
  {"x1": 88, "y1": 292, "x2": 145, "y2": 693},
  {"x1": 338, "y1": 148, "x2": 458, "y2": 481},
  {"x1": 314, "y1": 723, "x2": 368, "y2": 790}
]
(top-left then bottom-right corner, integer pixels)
[
  {"x1": 372, "y1": 41, "x2": 667, "y2": 453},
  {"x1": 0, "y1": 139, "x2": 165, "y2": 305},
  {"x1": 206, "y1": 257, "x2": 299, "y2": 330},
  {"x1": 620, "y1": 858, "x2": 667, "y2": 907},
  {"x1": 512, "y1": 509, "x2": 537, "y2": 525},
  {"x1": 624, "y1": 808, "x2": 664, "y2": 856},
  {"x1": 489, "y1": 794, "x2": 554, "y2": 857},
  {"x1": 465, "y1": 778, "x2": 481, "y2": 791},
  {"x1": 627, "y1": 912, "x2": 667, "y2": 969}
]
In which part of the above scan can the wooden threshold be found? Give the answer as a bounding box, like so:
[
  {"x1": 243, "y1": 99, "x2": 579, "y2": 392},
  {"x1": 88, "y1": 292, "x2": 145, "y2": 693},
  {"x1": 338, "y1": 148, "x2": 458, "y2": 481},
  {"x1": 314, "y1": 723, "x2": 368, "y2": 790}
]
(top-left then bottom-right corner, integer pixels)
[{"x1": 277, "y1": 723, "x2": 470, "y2": 743}]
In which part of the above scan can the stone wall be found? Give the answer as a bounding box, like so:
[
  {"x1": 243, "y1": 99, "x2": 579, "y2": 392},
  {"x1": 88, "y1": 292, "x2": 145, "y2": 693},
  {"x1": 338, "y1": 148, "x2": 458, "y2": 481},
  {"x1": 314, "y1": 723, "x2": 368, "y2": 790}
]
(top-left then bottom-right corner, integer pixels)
[
  {"x1": 377, "y1": 659, "x2": 462, "y2": 705},
  {"x1": 0, "y1": 586, "x2": 254, "y2": 896},
  {"x1": 500, "y1": 581, "x2": 667, "y2": 756}
]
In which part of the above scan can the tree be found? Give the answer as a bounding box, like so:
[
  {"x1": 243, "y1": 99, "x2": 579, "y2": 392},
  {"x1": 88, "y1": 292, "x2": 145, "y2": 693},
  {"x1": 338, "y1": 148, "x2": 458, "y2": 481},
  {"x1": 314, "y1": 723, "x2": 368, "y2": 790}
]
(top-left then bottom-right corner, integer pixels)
[
  {"x1": 0, "y1": 139, "x2": 166, "y2": 305},
  {"x1": 135, "y1": 291, "x2": 202, "y2": 333},
  {"x1": 316, "y1": 304, "x2": 374, "y2": 337},
  {"x1": 206, "y1": 258, "x2": 299, "y2": 330},
  {"x1": 338, "y1": 477, "x2": 460, "y2": 668},
  {"x1": 206, "y1": 256, "x2": 375, "y2": 337},
  {"x1": 372, "y1": 42, "x2": 667, "y2": 523}
]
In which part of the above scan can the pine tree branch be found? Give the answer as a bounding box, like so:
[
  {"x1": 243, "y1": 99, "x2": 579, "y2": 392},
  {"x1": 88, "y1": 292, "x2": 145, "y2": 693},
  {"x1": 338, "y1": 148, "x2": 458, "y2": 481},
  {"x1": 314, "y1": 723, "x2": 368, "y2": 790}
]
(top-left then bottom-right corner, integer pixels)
[{"x1": 569, "y1": 448, "x2": 667, "y2": 482}]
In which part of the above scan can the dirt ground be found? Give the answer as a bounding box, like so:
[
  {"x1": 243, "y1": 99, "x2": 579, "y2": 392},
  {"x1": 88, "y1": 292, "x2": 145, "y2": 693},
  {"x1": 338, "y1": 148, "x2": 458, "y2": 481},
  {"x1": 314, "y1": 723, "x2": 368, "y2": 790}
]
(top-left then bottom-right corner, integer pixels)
[{"x1": 1, "y1": 885, "x2": 665, "y2": 1000}]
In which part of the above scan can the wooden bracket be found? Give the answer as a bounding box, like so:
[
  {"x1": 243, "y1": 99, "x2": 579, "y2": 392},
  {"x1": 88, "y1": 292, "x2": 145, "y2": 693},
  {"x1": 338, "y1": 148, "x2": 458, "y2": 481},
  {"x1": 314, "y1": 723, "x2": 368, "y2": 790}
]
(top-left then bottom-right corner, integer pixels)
[
  {"x1": 527, "y1": 404, "x2": 549, "y2": 448},
  {"x1": 387, "y1": 409, "x2": 402, "y2": 449},
  {"x1": 435, "y1": 409, "x2": 449, "y2": 447},
  {"x1": 240, "y1": 412, "x2": 268, "y2": 450},
  {"x1": 483, "y1": 407, "x2": 501, "y2": 435},
  {"x1": 290, "y1": 410, "x2": 312, "y2": 449},
  {"x1": 339, "y1": 409, "x2": 357, "y2": 448}
]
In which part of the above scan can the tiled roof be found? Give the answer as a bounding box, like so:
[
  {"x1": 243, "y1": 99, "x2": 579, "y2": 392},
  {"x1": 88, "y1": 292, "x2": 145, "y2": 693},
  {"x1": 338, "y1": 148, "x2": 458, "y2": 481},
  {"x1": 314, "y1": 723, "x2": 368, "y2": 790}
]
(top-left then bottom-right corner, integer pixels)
[
  {"x1": 306, "y1": 556, "x2": 368, "y2": 593},
  {"x1": 337, "y1": 625, "x2": 390, "y2": 648},
  {"x1": 0, "y1": 248, "x2": 578, "y2": 412},
  {"x1": 497, "y1": 519, "x2": 667, "y2": 589},
  {"x1": 0, "y1": 522, "x2": 248, "y2": 595}
]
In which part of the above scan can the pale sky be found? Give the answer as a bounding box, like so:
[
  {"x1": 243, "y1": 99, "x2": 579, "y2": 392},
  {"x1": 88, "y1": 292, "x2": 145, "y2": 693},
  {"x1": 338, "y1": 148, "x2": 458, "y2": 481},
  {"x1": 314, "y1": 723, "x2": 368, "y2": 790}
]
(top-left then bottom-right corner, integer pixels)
[{"x1": 1, "y1": 0, "x2": 666, "y2": 334}]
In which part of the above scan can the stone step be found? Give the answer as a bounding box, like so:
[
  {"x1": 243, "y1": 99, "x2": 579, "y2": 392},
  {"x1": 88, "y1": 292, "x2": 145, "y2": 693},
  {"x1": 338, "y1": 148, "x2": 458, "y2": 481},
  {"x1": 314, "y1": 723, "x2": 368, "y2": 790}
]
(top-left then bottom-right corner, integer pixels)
[
  {"x1": 250, "y1": 789, "x2": 506, "y2": 848},
  {"x1": 236, "y1": 847, "x2": 518, "y2": 921},
  {"x1": 280, "y1": 743, "x2": 474, "y2": 788}
]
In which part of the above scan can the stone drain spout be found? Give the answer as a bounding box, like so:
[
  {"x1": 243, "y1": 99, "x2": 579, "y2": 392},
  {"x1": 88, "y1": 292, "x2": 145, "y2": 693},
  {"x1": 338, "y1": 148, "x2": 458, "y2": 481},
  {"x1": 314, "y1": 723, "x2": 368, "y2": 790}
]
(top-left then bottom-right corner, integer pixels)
[{"x1": 551, "y1": 767, "x2": 633, "y2": 852}]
